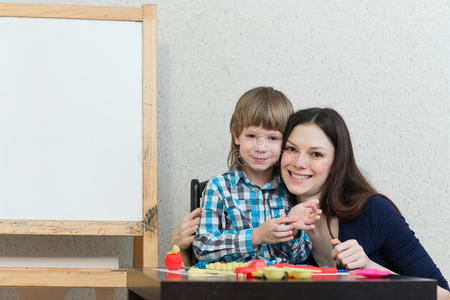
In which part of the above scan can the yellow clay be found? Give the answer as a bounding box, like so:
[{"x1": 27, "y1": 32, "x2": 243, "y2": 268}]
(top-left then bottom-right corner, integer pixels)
[
  {"x1": 251, "y1": 269, "x2": 264, "y2": 277},
  {"x1": 187, "y1": 267, "x2": 208, "y2": 274},
  {"x1": 263, "y1": 267, "x2": 287, "y2": 280},
  {"x1": 168, "y1": 245, "x2": 180, "y2": 254},
  {"x1": 290, "y1": 269, "x2": 314, "y2": 280}
]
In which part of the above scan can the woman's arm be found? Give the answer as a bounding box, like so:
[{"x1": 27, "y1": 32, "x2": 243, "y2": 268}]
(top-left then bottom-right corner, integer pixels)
[
  {"x1": 437, "y1": 288, "x2": 450, "y2": 300},
  {"x1": 375, "y1": 197, "x2": 449, "y2": 291},
  {"x1": 333, "y1": 196, "x2": 449, "y2": 299},
  {"x1": 170, "y1": 207, "x2": 201, "y2": 266},
  {"x1": 331, "y1": 238, "x2": 449, "y2": 300}
]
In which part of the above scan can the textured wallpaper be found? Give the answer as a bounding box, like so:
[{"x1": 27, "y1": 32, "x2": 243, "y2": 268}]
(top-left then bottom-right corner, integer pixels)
[{"x1": 0, "y1": 1, "x2": 448, "y2": 299}]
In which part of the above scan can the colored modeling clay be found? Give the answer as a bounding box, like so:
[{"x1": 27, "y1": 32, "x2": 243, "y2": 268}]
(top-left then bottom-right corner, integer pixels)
[
  {"x1": 289, "y1": 268, "x2": 315, "y2": 280},
  {"x1": 205, "y1": 261, "x2": 249, "y2": 271},
  {"x1": 350, "y1": 268, "x2": 391, "y2": 278},
  {"x1": 187, "y1": 267, "x2": 209, "y2": 274},
  {"x1": 187, "y1": 267, "x2": 235, "y2": 276},
  {"x1": 164, "y1": 245, "x2": 182, "y2": 270},
  {"x1": 248, "y1": 259, "x2": 267, "y2": 268},
  {"x1": 251, "y1": 269, "x2": 264, "y2": 278},
  {"x1": 188, "y1": 260, "x2": 340, "y2": 280},
  {"x1": 194, "y1": 261, "x2": 207, "y2": 269},
  {"x1": 263, "y1": 267, "x2": 287, "y2": 280},
  {"x1": 168, "y1": 245, "x2": 180, "y2": 254}
]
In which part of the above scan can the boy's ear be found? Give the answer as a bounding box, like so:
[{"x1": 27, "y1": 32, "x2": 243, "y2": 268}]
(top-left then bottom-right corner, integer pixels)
[{"x1": 231, "y1": 128, "x2": 240, "y2": 146}]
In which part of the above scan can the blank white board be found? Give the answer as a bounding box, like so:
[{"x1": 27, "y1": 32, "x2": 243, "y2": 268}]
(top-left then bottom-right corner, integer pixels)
[{"x1": 0, "y1": 17, "x2": 142, "y2": 221}]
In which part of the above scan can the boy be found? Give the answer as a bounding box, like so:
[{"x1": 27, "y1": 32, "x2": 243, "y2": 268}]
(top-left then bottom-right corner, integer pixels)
[{"x1": 192, "y1": 87, "x2": 321, "y2": 264}]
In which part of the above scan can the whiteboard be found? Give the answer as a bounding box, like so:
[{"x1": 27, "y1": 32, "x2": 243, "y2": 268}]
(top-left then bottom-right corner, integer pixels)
[{"x1": 0, "y1": 17, "x2": 143, "y2": 221}]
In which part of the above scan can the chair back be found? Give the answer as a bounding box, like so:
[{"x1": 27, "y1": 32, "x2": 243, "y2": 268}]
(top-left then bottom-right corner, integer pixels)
[
  {"x1": 190, "y1": 179, "x2": 207, "y2": 265},
  {"x1": 190, "y1": 179, "x2": 207, "y2": 211}
]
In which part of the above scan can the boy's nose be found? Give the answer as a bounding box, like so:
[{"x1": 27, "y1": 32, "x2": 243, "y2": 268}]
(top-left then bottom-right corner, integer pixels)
[{"x1": 255, "y1": 136, "x2": 268, "y2": 151}]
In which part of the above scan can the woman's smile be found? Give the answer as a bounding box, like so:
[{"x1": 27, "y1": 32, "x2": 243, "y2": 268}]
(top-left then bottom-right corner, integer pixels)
[{"x1": 289, "y1": 171, "x2": 313, "y2": 181}]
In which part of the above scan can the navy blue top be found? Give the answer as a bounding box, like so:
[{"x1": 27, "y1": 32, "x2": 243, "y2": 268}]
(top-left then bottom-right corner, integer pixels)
[{"x1": 304, "y1": 195, "x2": 449, "y2": 290}]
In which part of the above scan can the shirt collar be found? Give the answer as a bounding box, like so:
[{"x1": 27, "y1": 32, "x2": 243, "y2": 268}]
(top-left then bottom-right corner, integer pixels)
[{"x1": 232, "y1": 166, "x2": 280, "y2": 190}]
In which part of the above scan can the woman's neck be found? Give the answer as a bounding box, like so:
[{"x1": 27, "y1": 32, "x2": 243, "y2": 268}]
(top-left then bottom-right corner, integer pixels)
[
  {"x1": 312, "y1": 215, "x2": 338, "y2": 236},
  {"x1": 306, "y1": 215, "x2": 339, "y2": 267},
  {"x1": 297, "y1": 193, "x2": 321, "y2": 204}
]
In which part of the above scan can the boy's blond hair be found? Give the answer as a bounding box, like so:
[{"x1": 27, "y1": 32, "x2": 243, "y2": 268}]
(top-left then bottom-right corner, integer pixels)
[{"x1": 227, "y1": 87, "x2": 294, "y2": 170}]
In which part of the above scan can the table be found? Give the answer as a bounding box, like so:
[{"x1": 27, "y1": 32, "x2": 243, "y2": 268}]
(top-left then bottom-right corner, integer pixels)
[{"x1": 127, "y1": 267, "x2": 436, "y2": 300}]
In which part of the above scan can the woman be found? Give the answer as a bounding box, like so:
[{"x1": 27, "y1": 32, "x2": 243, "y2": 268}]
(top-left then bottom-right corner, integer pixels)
[
  {"x1": 171, "y1": 107, "x2": 449, "y2": 299},
  {"x1": 280, "y1": 108, "x2": 449, "y2": 299}
]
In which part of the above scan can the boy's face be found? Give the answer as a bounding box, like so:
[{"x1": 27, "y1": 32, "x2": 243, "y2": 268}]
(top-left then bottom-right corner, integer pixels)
[{"x1": 234, "y1": 125, "x2": 283, "y2": 174}]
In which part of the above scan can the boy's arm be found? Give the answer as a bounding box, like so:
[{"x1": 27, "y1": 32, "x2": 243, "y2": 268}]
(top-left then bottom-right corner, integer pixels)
[
  {"x1": 192, "y1": 180, "x2": 256, "y2": 262},
  {"x1": 279, "y1": 199, "x2": 320, "y2": 263},
  {"x1": 281, "y1": 229, "x2": 312, "y2": 263}
]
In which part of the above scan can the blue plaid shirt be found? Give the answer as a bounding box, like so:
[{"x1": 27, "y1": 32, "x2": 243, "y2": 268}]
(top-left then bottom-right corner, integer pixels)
[{"x1": 193, "y1": 167, "x2": 311, "y2": 264}]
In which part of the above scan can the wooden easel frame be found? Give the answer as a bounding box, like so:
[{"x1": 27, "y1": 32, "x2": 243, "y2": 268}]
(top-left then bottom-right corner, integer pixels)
[{"x1": 0, "y1": 2, "x2": 157, "y2": 287}]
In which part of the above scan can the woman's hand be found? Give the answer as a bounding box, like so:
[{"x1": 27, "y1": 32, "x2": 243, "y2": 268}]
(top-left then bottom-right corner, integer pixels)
[
  {"x1": 331, "y1": 238, "x2": 372, "y2": 270},
  {"x1": 252, "y1": 214, "x2": 296, "y2": 245},
  {"x1": 171, "y1": 208, "x2": 201, "y2": 250},
  {"x1": 288, "y1": 199, "x2": 322, "y2": 230},
  {"x1": 331, "y1": 242, "x2": 449, "y2": 300}
]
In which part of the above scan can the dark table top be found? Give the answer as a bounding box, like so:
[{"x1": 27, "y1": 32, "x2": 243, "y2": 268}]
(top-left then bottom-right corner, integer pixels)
[{"x1": 127, "y1": 267, "x2": 437, "y2": 300}]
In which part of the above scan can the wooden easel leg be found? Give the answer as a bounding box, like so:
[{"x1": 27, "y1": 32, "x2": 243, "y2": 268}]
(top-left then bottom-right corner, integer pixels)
[
  {"x1": 16, "y1": 287, "x2": 70, "y2": 300},
  {"x1": 133, "y1": 236, "x2": 143, "y2": 267}
]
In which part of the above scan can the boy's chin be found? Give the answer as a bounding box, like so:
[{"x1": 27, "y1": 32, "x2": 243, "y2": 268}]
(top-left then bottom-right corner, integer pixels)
[
  {"x1": 242, "y1": 162, "x2": 274, "y2": 173},
  {"x1": 249, "y1": 163, "x2": 274, "y2": 170}
]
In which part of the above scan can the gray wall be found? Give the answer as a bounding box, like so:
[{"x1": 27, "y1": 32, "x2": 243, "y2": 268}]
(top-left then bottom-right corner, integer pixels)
[{"x1": 1, "y1": 0, "x2": 449, "y2": 299}]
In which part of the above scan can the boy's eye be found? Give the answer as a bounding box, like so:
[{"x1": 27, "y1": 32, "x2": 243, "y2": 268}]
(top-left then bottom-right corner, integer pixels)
[
  {"x1": 247, "y1": 134, "x2": 256, "y2": 138},
  {"x1": 269, "y1": 136, "x2": 280, "y2": 141},
  {"x1": 312, "y1": 152, "x2": 323, "y2": 158}
]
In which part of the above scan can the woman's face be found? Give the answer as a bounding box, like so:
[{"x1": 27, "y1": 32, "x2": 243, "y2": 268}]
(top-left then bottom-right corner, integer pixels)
[{"x1": 281, "y1": 123, "x2": 335, "y2": 202}]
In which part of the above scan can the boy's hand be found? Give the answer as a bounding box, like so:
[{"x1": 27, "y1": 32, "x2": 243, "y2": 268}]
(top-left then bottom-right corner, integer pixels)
[
  {"x1": 252, "y1": 214, "x2": 296, "y2": 245},
  {"x1": 288, "y1": 199, "x2": 322, "y2": 230}
]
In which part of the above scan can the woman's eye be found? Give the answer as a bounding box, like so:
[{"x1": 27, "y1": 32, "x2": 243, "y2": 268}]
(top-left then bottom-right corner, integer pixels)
[
  {"x1": 312, "y1": 152, "x2": 323, "y2": 158},
  {"x1": 284, "y1": 146, "x2": 296, "y2": 152}
]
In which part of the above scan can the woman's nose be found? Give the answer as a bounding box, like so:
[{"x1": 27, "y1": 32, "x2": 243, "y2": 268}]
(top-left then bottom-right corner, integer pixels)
[{"x1": 294, "y1": 151, "x2": 309, "y2": 168}]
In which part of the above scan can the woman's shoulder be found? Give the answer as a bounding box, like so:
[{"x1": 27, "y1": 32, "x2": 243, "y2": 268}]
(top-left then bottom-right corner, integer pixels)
[
  {"x1": 364, "y1": 194, "x2": 399, "y2": 213},
  {"x1": 340, "y1": 195, "x2": 402, "y2": 245},
  {"x1": 361, "y1": 194, "x2": 402, "y2": 225}
]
